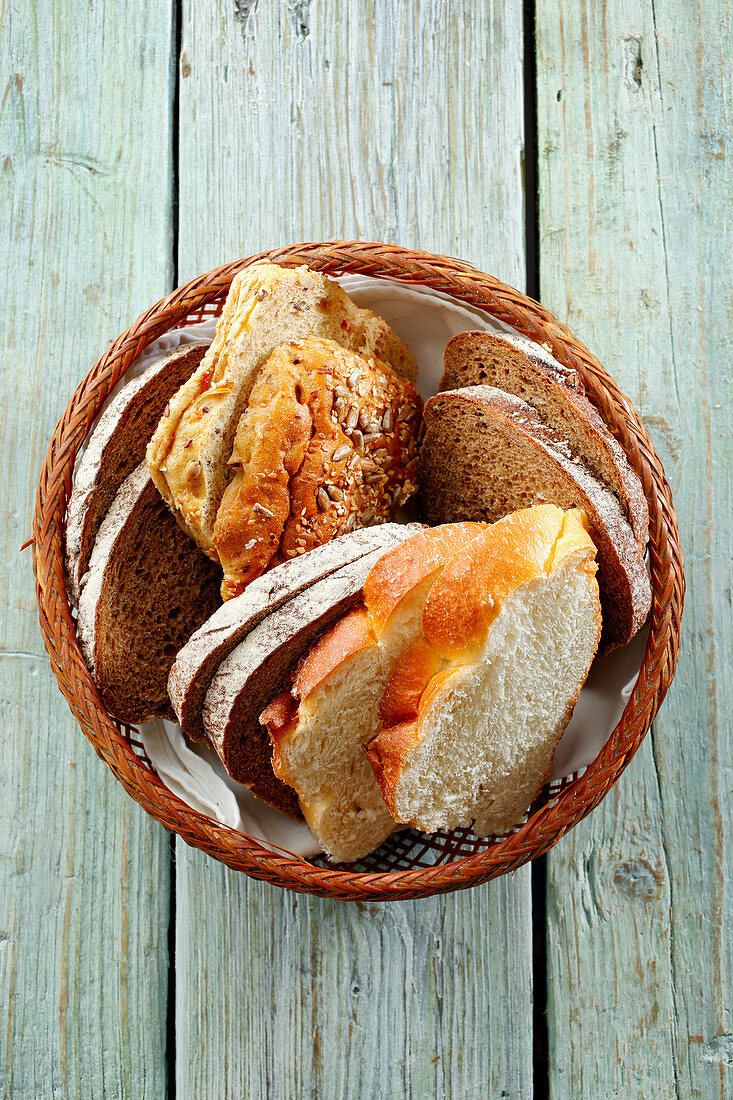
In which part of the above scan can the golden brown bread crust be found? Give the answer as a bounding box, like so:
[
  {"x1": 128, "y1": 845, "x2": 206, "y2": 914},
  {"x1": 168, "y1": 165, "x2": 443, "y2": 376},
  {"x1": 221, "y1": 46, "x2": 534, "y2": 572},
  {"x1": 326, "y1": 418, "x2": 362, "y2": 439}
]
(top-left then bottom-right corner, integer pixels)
[
  {"x1": 212, "y1": 338, "x2": 422, "y2": 600},
  {"x1": 146, "y1": 264, "x2": 418, "y2": 552}
]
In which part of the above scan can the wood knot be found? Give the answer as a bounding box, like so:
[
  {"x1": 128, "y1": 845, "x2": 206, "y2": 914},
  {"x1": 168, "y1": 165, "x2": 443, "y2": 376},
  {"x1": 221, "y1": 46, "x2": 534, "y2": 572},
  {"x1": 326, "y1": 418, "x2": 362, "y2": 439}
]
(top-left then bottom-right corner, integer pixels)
[{"x1": 613, "y1": 858, "x2": 662, "y2": 900}]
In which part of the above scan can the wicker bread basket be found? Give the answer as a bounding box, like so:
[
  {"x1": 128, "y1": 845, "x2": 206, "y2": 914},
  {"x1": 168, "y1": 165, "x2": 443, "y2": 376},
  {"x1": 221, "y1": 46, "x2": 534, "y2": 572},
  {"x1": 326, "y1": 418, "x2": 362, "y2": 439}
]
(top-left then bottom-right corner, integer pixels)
[{"x1": 32, "y1": 242, "x2": 684, "y2": 901}]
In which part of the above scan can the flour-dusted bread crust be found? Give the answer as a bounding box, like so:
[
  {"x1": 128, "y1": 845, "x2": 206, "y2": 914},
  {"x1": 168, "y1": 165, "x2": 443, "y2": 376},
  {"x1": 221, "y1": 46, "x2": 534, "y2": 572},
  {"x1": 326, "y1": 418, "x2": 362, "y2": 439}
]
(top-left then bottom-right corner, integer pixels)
[
  {"x1": 202, "y1": 531, "x2": 421, "y2": 818},
  {"x1": 146, "y1": 264, "x2": 418, "y2": 554},
  {"x1": 77, "y1": 463, "x2": 221, "y2": 724},
  {"x1": 212, "y1": 337, "x2": 421, "y2": 599},
  {"x1": 365, "y1": 507, "x2": 602, "y2": 836},
  {"x1": 170, "y1": 524, "x2": 421, "y2": 743},
  {"x1": 440, "y1": 330, "x2": 649, "y2": 550},
  {"x1": 65, "y1": 342, "x2": 208, "y2": 605},
  {"x1": 260, "y1": 523, "x2": 486, "y2": 859},
  {"x1": 417, "y1": 386, "x2": 651, "y2": 651}
]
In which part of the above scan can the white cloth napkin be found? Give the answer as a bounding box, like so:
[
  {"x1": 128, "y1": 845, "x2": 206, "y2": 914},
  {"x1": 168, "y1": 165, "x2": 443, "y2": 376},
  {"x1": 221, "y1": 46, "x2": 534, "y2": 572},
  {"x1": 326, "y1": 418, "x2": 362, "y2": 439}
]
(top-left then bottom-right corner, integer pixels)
[{"x1": 91, "y1": 275, "x2": 645, "y2": 856}]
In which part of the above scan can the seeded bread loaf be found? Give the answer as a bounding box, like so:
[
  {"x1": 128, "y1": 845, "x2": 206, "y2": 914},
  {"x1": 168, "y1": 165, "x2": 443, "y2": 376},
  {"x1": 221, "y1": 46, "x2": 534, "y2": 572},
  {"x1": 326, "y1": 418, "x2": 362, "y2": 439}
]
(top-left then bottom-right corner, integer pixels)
[
  {"x1": 202, "y1": 526, "x2": 422, "y2": 817},
  {"x1": 65, "y1": 342, "x2": 208, "y2": 605},
  {"x1": 417, "y1": 386, "x2": 651, "y2": 651},
  {"x1": 260, "y1": 523, "x2": 486, "y2": 861},
  {"x1": 440, "y1": 330, "x2": 649, "y2": 550},
  {"x1": 77, "y1": 463, "x2": 221, "y2": 724},
  {"x1": 169, "y1": 524, "x2": 421, "y2": 743},
  {"x1": 213, "y1": 337, "x2": 422, "y2": 599},
  {"x1": 365, "y1": 506, "x2": 602, "y2": 836},
  {"x1": 146, "y1": 264, "x2": 418, "y2": 555}
]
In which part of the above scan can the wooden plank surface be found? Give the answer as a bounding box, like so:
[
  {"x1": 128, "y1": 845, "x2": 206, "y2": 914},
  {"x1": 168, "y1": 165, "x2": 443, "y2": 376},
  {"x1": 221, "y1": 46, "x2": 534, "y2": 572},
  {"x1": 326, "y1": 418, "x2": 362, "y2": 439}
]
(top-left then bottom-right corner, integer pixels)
[
  {"x1": 0, "y1": 3, "x2": 174, "y2": 1096},
  {"x1": 537, "y1": 1, "x2": 732, "y2": 1095},
  {"x1": 175, "y1": 2, "x2": 533, "y2": 1097}
]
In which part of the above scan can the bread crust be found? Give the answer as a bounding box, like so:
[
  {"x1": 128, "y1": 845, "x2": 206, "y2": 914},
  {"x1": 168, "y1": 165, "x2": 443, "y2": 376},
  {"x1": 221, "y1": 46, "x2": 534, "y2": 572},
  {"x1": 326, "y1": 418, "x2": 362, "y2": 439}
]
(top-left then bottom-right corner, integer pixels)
[
  {"x1": 169, "y1": 524, "x2": 420, "y2": 742},
  {"x1": 441, "y1": 330, "x2": 649, "y2": 550},
  {"x1": 147, "y1": 264, "x2": 418, "y2": 553},
  {"x1": 65, "y1": 342, "x2": 208, "y2": 605},
  {"x1": 417, "y1": 386, "x2": 651, "y2": 651},
  {"x1": 212, "y1": 338, "x2": 422, "y2": 600},
  {"x1": 362, "y1": 522, "x2": 486, "y2": 634}
]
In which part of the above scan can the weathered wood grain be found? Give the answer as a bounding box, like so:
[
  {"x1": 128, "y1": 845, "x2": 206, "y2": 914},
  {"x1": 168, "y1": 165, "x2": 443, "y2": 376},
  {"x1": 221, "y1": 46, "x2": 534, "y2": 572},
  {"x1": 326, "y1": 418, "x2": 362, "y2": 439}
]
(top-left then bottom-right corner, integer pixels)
[
  {"x1": 175, "y1": 1, "x2": 532, "y2": 1097},
  {"x1": 0, "y1": 2, "x2": 174, "y2": 1095},
  {"x1": 537, "y1": 1, "x2": 732, "y2": 1095}
]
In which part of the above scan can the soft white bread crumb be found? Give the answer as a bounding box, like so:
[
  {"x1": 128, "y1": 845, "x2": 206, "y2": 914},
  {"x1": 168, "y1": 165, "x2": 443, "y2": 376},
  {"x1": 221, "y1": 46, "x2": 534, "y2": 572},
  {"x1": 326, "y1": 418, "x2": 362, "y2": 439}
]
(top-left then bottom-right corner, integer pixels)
[
  {"x1": 365, "y1": 506, "x2": 602, "y2": 836},
  {"x1": 384, "y1": 555, "x2": 601, "y2": 834}
]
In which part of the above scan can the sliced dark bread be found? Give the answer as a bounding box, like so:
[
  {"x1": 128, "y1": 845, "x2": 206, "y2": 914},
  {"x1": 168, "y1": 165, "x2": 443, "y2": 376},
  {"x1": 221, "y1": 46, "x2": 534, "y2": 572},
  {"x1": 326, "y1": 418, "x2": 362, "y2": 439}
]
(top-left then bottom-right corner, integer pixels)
[
  {"x1": 440, "y1": 331, "x2": 649, "y2": 550},
  {"x1": 77, "y1": 462, "x2": 222, "y2": 724},
  {"x1": 417, "y1": 386, "x2": 651, "y2": 651},
  {"x1": 169, "y1": 523, "x2": 424, "y2": 743},
  {"x1": 202, "y1": 536, "x2": 418, "y2": 818},
  {"x1": 65, "y1": 341, "x2": 209, "y2": 605}
]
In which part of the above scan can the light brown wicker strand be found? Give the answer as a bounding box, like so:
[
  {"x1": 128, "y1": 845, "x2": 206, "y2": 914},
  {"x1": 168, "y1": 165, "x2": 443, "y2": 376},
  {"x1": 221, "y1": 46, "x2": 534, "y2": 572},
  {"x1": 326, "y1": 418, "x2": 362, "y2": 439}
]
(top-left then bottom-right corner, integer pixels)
[{"x1": 32, "y1": 242, "x2": 684, "y2": 901}]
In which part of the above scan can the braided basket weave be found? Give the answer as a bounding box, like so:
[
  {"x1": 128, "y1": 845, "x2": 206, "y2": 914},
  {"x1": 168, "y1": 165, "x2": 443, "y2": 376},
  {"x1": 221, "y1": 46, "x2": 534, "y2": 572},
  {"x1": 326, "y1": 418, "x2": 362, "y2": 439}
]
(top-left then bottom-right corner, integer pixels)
[{"x1": 32, "y1": 241, "x2": 684, "y2": 901}]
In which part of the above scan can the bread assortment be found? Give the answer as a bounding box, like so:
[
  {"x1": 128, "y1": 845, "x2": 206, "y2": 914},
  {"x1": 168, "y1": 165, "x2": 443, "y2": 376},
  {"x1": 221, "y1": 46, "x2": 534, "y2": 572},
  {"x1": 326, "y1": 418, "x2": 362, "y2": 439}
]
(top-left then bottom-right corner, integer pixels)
[
  {"x1": 146, "y1": 264, "x2": 417, "y2": 557},
  {"x1": 261, "y1": 523, "x2": 485, "y2": 861},
  {"x1": 67, "y1": 263, "x2": 652, "y2": 862},
  {"x1": 417, "y1": 384, "x2": 651, "y2": 652}
]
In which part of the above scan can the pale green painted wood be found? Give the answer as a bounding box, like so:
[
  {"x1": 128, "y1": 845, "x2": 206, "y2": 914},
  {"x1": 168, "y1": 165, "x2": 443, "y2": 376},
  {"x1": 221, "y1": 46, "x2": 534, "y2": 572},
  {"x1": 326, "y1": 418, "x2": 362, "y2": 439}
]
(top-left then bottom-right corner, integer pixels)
[
  {"x1": 537, "y1": 0, "x2": 732, "y2": 1096},
  {"x1": 175, "y1": 1, "x2": 533, "y2": 1097},
  {"x1": 1, "y1": 2, "x2": 175, "y2": 1096}
]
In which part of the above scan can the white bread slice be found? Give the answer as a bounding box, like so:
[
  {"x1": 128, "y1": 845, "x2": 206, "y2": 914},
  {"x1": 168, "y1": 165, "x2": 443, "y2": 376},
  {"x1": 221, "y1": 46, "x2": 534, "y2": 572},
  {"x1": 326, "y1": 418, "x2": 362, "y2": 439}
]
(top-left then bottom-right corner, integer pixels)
[
  {"x1": 440, "y1": 330, "x2": 649, "y2": 550},
  {"x1": 260, "y1": 523, "x2": 486, "y2": 861},
  {"x1": 146, "y1": 264, "x2": 417, "y2": 554},
  {"x1": 77, "y1": 463, "x2": 221, "y2": 724},
  {"x1": 365, "y1": 506, "x2": 602, "y2": 836},
  {"x1": 417, "y1": 386, "x2": 651, "y2": 651},
  {"x1": 169, "y1": 524, "x2": 420, "y2": 743},
  {"x1": 65, "y1": 342, "x2": 208, "y2": 605},
  {"x1": 201, "y1": 526, "x2": 423, "y2": 818}
]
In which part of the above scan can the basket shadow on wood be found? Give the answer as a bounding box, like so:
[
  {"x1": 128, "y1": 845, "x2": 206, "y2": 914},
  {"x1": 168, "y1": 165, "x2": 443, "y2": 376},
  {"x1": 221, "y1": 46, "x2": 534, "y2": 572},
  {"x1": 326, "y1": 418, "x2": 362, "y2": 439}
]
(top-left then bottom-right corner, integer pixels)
[{"x1": 32, "y1": 241, "x2": 684, "y2": 901}]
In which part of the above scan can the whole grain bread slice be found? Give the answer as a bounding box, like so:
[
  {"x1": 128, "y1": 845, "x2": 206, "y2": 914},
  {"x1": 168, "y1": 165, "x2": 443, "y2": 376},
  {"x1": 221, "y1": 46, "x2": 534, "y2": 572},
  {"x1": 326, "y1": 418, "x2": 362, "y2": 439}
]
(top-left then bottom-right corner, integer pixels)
[
  {"x1": 169, "y1": 523, "x2": 423, "y2": 743},
  {"x1": 65, "y1": 341, "x2": 208, "y2": 605},
  {"x1": 417, "y1": 386, "x2": 651, "y2": 651},
  {"x1": 202, "y1": 533, "x2": 420, "y2": 818},
  {"x1": 77, "y1": 462, "x2": 221, "y2": 724},
  {"x1": 440, "y1": 331, "x2": 649, "y2": 550},
  {"x1": 146, "y1": 264, "x2": 418, "y2": 554}
]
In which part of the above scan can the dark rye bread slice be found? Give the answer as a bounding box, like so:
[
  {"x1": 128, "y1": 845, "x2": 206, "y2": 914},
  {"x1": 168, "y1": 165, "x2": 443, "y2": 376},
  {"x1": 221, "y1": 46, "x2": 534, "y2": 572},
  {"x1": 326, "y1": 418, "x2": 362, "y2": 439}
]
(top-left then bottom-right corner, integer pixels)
[
  {"x1": 440, "y1": 331, "x2": 649, "y2": 551},
  {"x1": 170, "y1": 522, "x2": 423, "y2": 743},
  {"x1": 77, "y1": 462, "x2": 222, "y2": 724},
  {"x1": 65, "y1": 342, "x2": 209, "y2": 605},
  {"x1": 417, "y1": 386, "x2": 651, "y2": 651},
  {"x1": 202, "y1": 540, "x2": 417, "y2": 818}
]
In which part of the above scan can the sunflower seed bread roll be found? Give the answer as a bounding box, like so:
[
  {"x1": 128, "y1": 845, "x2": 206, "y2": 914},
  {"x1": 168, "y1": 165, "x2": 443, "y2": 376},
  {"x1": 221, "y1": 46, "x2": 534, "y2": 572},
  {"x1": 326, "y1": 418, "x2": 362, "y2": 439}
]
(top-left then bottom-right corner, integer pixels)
[{"x1": 146, "y1": 264, "x2": 417, "y2": 554}]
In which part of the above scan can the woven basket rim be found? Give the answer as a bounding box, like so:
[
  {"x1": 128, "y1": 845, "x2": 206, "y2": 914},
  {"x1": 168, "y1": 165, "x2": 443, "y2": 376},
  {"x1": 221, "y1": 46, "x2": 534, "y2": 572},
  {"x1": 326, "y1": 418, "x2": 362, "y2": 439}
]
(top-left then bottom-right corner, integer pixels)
[{"x1": 32, "y1": 240, "x2": 685, "y2": 901}]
